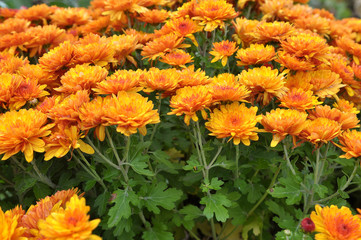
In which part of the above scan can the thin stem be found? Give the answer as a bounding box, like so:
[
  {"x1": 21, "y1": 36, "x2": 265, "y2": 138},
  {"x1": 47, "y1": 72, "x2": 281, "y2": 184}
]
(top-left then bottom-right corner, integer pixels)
[
  {"x1": 105, "y1": 127, "x2": 122, "y2": 167},
  {"x1": 283, "y1": 142, "x2": 296, "y2": 175},
  {"x1": 187, "y1": 229, "x2": 201, "y2": 240},
  {"x1": 85, "y1": 136, "x2": 121, "y2": 170},
  {"x1": 235, "y1": 144, "x2": 240, "y2": 179},
  {"x1": 0, "y1": 173, "x2": 14, "y2": 187},
  {"x1": 11, "y1": 156, "x2": 27, "y2": 171},
  {"x1": 196, "y1": 121, "x2": 207, "y2": 173},
  {"x1": 30, "y1": 161, "x2": 56, "y2": 189},
  {"x1": 192, "y1": 123, "x2": 206, "y2": 178},
  {"x1": 208, "y1": 138, "x2": 226, "y2": 169},
  {"x1": 314, "y1": 148, "x2": 321, "y2": 184},
  {"x1": 138, "y1": 210, "x2": 151, "y2": 229},
  {"x1": 210, "y1": 217, "x2": 217, "y2": 240}
]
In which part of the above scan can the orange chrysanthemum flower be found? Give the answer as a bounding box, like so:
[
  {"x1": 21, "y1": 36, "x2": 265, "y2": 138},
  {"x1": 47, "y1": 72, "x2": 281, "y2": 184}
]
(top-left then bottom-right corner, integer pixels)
[
  {"x1": 141, "y1": 33, "x2": 190, "y2": 61},
  {"x1": 299, "y1": 118, "x2": 341, "y2": 147},
  {"x1": 55, "y1": 64, "x2": 108, "y2": 94},
  {"x1": 110, "y1": 34, "x2": 142, "y2": 67},
  {"x1": 0, "y1": 52, "x2": 29, "y2": 74},
  {"x1": 238, "y1": 66, "x2": 287, "y2": 105},
  {"x1": 293, "y1": 15, "x2": 331, "y2": 36},
  {"x1": 209, "y1": 40, "x2": 238, "y2": 66},
  {"x1": 15, "y1": 4, "x2": 55, "y2": 23},
  {"x1": 38, "y1": 195, "x2": 101, "y2": 240},
  {"x1": 93, "y1": 69, "x2": 143, "y2": 95},
  {"x1": 51, "y1": 7, "x2": 90, "y2": 28},
  {"x1": 173, "y1": 0, "x2": 197, "y2": 18},
  {"x1": 136, "y1": 9, "x2": 169, "y2": 24},
  {"x1": 205, "y1": 102, "x2": 261, "y2": 145},
  {"x1": 0, "y1": 207, "x2": 26, "y2": 240},
  {"x1": 261, "y1": 108, "x2": 307, "y2": 147},
  {"x1": 193, "y1": 0, "x2": 238, "y2": 32},
  {"x1": 236, "y1": 44, "x2": 275, "y2": 66},
  {"x1": 0, "y1": 73, "x2": 20, "y2": 109},
  {"x1": 308, "y1": 105, "x2": 360, "y2": 131},
  {"x1": 252, "y1": 21, "x2": 294, "y2": 43},
  {"x1": 17, "y1": 64, "x2": 56, "y2": 88},
  {"x1": 278, "y1": 88, "x2": 322, "y2": 111},
  {"x1": 178, "y1": 65, "x2": 212, "y2": 88},
  {"x1": 168, "y1": 85, "x2": 212, "y2": 125},
  {"x1": 160, "y1": 50, "x2": 193, "y2": 68},
  {"x1": 232, "y1": 18, "x2": 259, "y2": 45},
  {"x1": 208, "y1": 73, "x2": 250, "y2": 104},
  {"x1": 102, "y1": 0, "x2": 148, "y2": 22},
  {"x1": 0, "y1": 18, "x2": 30, "y2": 35},
  {"x1": 276, "y1": 51, "x2": 315, "y2": 71},
  {"x1": 259, "y1": 0, "x2": 293, "y2": 20},
  {"x1": 124, "y1": 29, "x2": 154, "y2": 45},
  {"x1": 102, "y1": 91, "x2": 160, "y2": 136},
  {"x1": 44, "y1": 125, "x2": 94, "y2": 161},
  {"x1": 141, "y1": 67, "x2": 180, "y2": 94},
  {"x1": 311, "y1": 205, "x2": 361, "y2": 240},
  {"x1": 0, "y1": 109, "x2": 53, "y2": 162},
  {"x1": 72, "y1": 34, "x2": 116, "y2": 67},
  {"x1": 280, "y1": 33, "x2": 329, "y2": 64},
  {"x1": 39, "y1": 41, "x2": 74, "y2": 74},
  {"x1": 77, "y1": 16, "x2": 111, "y2": 35},
  {"x1": 50, "y1": 188, "x2": 83, "y2": 208},
  {"x1": 47, "y1": 90, "x2": 90, "y2": 127},
  {"x1": 335, "y1": 130, "x2": 361, "y2": 159},
  {"x1": 333, "y1": 99, "x2": 360, "y2": 114}
]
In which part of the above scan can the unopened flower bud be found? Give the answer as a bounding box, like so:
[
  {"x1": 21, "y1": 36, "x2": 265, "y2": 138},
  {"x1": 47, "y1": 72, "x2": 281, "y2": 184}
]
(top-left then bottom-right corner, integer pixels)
[{"x1": 301, "y1": 217, "x2": 315, "y2": 233}]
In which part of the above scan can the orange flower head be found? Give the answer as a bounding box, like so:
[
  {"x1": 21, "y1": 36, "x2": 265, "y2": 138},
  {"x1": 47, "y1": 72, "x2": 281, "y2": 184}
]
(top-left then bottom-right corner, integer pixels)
[
  {"x1": 0, "y1": 18, "x2": 30, "y2": 35},
  {"x1": 326, "y1": 58, "x2": 360, "y2": 91},
  {"x1": 50, "y1": 188, "x2": 82, "y2": 208},
  {"x1": 51, "y1": 7, "x2": 90, "y2": 28},
  {"x1": 352, "y1": 62, "x2": 361, "y2": 80},
  {"x1": 168, "y1": 85, "x2": 212, "y2": 125},
  {"x1": 308, "y1": 70, "x2": 345, "y2": 98},
  {"x1": 17, "y1": 64, "x2": 57, "y2": 87},
  {"x1": 77, "y1": 16, "x2": 111, "y2": 35},
  {"x1": 124, "y1": 29, "x2": 154, "y2": 45},
  {"x1": 55, "y1": 64, "x2": 108, "y2": 94},
  {"x1": 110, "y1": 34, "x2": 142, "y2": 67},
  {"x1": 141, "y1": 67, "x2": 181, "y2": 94},
  {"x1": 280, "y1": 33, "x2": 329, "y2": 64},
  {"x1": 9, "y1": 76, "x2": 49, "y2": 110},
  {"x1": 173, "y1": 0, "x2": 197, "y2": 18},
  {"x1": 0, "y1": 109, "x2": 53, "y2": 162},
  {"x1": 209, "y1": 40, "x2": 238, "y2": 66},
  {"x1": 336, "y1": 130, "x2": 361, "y2": 159},
  {"x1": 193, "y1": 0, "x2": 238, "y2": 32},
  {"x1": 36, "y1": 96, "x2": 62, "y2": 114},
  {"x1": 136, "y1": 9, "x2": 170, "y2": 24},
  {"x1": 79, "y1": 96, "x2": 108, "y2": 141},
  {"x1": 0, "y1": 32, "x2": 33, "y2": 54},
  {"x1": 15, "y1": 4, "x2": 55, "y2": 23},
  {"x1": 261, "y1": 108, "x2": 307, "y2": 147},
  {"x1": 103, "y1": 0, "x2": 148, "y2": 21},
  {"x1": 162, "y1": 17, "x2": 202, "y2": 46},
  {"x1": 0, "y1": 73, "x2": 20, "y2": 109},
  {"x1": 232, "y1": 18, "x2": 259, "y2": 45},
  {"x1": 93, "y1": 69, "x2": 143, "y2": 95},
  {"x1": 72, "y1": 34, "x2": 116, "y2": 67},
  {"x1": 311, "y1": 205, "x2": 361, "y2": 240},
  {"x1": 39, "y1": 41, "x2": 74, "y2": 73},
  {"x1": 238, "y1": 66, "x2": 287, "y2": 105},
  {"x1": 276, "y1": 51, "x2": 315, "y2": 71},
  {"x1": 205, "y1": 102, "x2": 261, "y2": 145},
  {"x1": 308, "y1": 105, "x2": 360, "y2": 131},
  {"x1": 0, "y1": 52, "x2": 29, "y2": 74},
  {"x1": 0, "y1": 207, "x2": 26, "y2": 240},
  {"x1": 208, "y1": 73, "x2": 250, "y2": 104},
  {"x1": 236, "y1": 43, "x2": 276, "y2": 66},
  {"x1": 141, "y1": 33, "x2": 190, "y2": 60},
  {"x1": 293, "y1": 15, "x2": 331, "y2": 36},
  {"x1": 102, "y1": 91, "x2": 160, "y2": 136},
  {"x1": 160, "y1": 49, "x2": 193, "y2": 68},
  {"x1": 38, "y1": 195, "x2": 101, "y2": 240},
  {"x1": 44, "y1": 125, "x2": 94, "y2": 160},
  {"x1": 278, "y1": 88, "x2": 321, "y2": 111},
  {"x1": 178, "y1": 65, "x2": 212, "y2": 88},
  {"x1": 252, "y1": 21, "x2": 295, "y2": 43},
  {"x1": 259, "y1": 0, "x2": 293, "y2": 20},
  {"x1": 48, "y1": 90, "x2": 90, "y2": 127},
  {"x1": 333, "y1": 99, "x2": 360, "y2": 114},
  {"x1": 299, "y1": 118, "x2": 341, "y2": 146}
]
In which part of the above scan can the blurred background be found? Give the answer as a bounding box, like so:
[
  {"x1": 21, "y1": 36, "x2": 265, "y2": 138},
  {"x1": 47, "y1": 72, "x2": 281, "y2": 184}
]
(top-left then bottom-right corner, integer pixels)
[{"x1": 0, "y1": 0, "x2": 358, "y2": 19}]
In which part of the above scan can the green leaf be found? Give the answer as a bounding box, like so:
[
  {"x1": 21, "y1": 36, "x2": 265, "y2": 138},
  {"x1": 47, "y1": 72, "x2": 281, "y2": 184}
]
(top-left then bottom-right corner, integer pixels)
[
  {"x1": 141, "y1": 182, "x2": 182, "y2": 214},
  {"x1": 269, "y1": 176, "x2": 302, "y2": 205},
  {"x1": 129, "y1": 155, "x2": 154, "y2": 176},
  {"x1": 201, "y1": 177, "x2": 224, "y2": 192},
  {"x1": 183, "y1": 155, "x2": 203, "y2": 172},
  {"x1": 212, "y1": 155, "x2": 234, "y2": 169},
  {"x1": 151, "y1": 150, "x2": 173, "y2": 168},
  {"x1": 179, "y1": 205, "x2": 203, "y2": 221},
  {"x1": 266, "y1": 200, "x2": 297, "y2": 230},
  {"x1": 200, "y1": 192, "x2": 232, "y2": 222},
  {"x1": 108, "y1": 189, "x2": 138, "y2": 228},
  {"x1": 94, "y1": 191, "x2": 110, "y2": 216},
  {"x1": 14, "y1": 174, "x2": 37, "y2": 195},
  {"x1": 84, "y1": 180, "x2": 97, "y2": 191},
  {"x1": 33, "y1": 183, "x2": 52, "y2": 200},
  {"x1": 313, "y1": 184, "x2": 329, "y2": 199},
  {"x1": 142, "y1": 224, "x2": 174, "y2": 240}
]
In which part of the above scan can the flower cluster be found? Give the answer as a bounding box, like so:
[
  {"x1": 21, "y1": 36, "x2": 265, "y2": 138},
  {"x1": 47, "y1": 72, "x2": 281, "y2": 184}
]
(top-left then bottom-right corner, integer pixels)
[{"x1": 0, "y1": 188, "x2": 101, "y2": 240}]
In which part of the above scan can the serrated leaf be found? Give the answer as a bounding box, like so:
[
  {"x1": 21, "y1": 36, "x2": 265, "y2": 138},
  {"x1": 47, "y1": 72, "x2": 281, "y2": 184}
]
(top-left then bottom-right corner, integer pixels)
[
  {"x1": 313, "y1": 184, "x2": 329, "y2": 198},
  {"x1": 142, "y1": 226, "x2": 174, "y2": 240},
  {"x1": 33, "y1": 183, "x2": 52, "y2": 200},
  {"x1": 108, "y1": 189, "x2": 137, "y2": 228},
  {"x1": 213, "y1": 155, "x2": 234, "y2": 169},
  {"x1": 141, "y1": 182, "x2": 182, "y2": 214},
  {"x1": 183, "y1": 155, "x2": 203, "y2": 172},
  {"x1": 179, "y1": 205, "x2": 203, "y2": 221},
  {"x1": 84, "y1": 180, "x2": 97, "y2": 191},
  {"x1": 269, "y1": 176, "x2": 302, "y2": 205},
  {"x1": 151, "y1": 150, "x2": 173, "y2": 168},
  {"x1": 200, "y1": 192, "x2": 231, "y2": 222},
  {"x1": 266, "y1": 200, "x2": 297, "y2": 230},
  {"x1": 94, "y1": 191, "x2": 110, "y2": 216},
  {"x1": 129, "y1": 155, "x2": 154, "y2": 176},
  {"x1": 14, "y1": 174, "x2": 37, "y2": 195}
]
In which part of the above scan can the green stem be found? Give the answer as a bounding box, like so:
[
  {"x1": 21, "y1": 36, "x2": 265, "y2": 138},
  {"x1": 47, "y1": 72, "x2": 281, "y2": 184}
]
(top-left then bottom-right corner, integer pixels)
[
  {"x1": 211, "y1": 217, "x2": 217, "y2": 240},
  {"x1": 208, "y1": 138, "x2": 226, "y2": 169},
  {"x1": 0, "y1": 173, "x2": 14, "y2": 187},
  {"x1": 188, "y1": 229, "x2": 201, "y2": 240},
  {"x1": 196, "y1": 121, "x2": 208, "y2": 177},
  {"x1": 105, "y1": 127, "x2": 122, "y2": 167},
  {"x1": 235, "y1": 144, "x2": 240, "y2": 179},
  {"x1": 138, "y1": 210, "x2": 151, "y2": 229},
  {"x1": 123, "y1": 136, "x2": 132, "y2": 174},
  {"x1": 314, "y1": 148, "x2": 321, "y2": 184},
  {"x1": 30, "y1": 161, "x2": 56, "y2": 189},
  {"x1": 283, "y1": 142, "x2": 296, "y2": 175},
  {"x1": 191, "y1": 123, "x2": 207, "y2": 178}
]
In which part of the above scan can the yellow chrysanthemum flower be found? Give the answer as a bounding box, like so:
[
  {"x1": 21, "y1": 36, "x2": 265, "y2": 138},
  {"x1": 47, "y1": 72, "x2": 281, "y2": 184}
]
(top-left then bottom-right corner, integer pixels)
[
  {"x1": 0, "y1": 109, "x2": 54, "y2": 162},
  {"x1": 278, "y1": 88, "x2": 322, "y2": 111},
  {"x1": 236, "y1": 44, "x2": 276, "y2": 66},
  {"x1": 206, "y1": 102, "x2": 261, "y2": 145},
  {"x1": 209, "y1": 40, "x2": 238, "y2": 67},
  {"x1": 38, "y1": 195, "x2": 101, "y2": 240},
  {"x1": 335, "y1": 130, "x2": 361, "y2": 159},
  {"x1": 311, "y1": 205, "x2": 361, "y2": 240},
  {"x1": 0, "y1": 207, "x2": 26, "y2": 240}
]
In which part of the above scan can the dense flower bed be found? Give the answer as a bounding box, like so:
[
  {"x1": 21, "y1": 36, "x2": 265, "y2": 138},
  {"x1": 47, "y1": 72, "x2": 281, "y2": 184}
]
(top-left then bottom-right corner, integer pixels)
[{"x1": 1, "y1": 0, "x2": 361, "y2": 239}]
